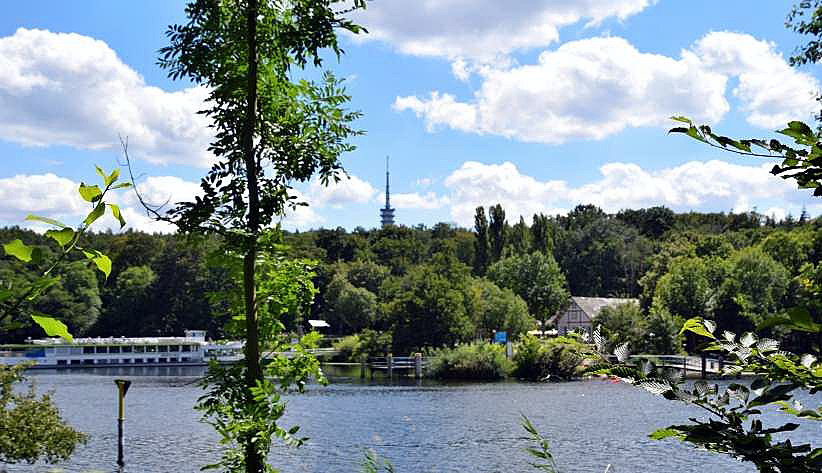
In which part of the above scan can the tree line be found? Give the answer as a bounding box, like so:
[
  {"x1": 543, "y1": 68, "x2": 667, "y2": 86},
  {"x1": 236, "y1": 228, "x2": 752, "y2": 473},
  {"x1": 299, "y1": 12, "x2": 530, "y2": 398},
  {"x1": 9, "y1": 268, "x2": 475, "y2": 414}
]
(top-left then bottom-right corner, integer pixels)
[{"x1": 4, "y1": 203, "x2": 820, "y2": 353}]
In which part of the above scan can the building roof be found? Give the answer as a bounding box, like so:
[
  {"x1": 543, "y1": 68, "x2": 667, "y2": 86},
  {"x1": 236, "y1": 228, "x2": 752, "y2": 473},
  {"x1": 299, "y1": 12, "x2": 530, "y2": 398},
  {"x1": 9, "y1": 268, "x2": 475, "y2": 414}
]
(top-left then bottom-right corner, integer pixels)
[
  {"x1": 572, "y1": 296, "x2": 637, "y2": 318},
  {"x1": 548, "y1": 296, "x2": 638, "y2": 324}
]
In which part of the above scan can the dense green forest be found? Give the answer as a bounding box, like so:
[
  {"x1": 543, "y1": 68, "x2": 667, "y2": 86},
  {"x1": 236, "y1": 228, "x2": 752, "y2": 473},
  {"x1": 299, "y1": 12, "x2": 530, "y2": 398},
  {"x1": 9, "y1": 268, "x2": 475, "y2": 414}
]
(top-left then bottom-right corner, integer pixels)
[{"x1": 3, "y1": 204, "x2": 821, "y2": 353}]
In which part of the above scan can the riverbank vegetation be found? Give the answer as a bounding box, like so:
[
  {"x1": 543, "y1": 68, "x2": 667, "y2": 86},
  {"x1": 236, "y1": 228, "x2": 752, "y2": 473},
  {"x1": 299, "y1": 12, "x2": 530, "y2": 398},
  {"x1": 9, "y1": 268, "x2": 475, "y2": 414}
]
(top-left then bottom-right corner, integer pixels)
[
  {"x1": 3, "y1": 205, "x2": 819, "y2": 355},
  {"x1": 0, "y1": 364, "x2": 87, "y2": 464},
  {"x1": 427, "y1": 342, "x2": 512, "y2": 381},
  {"x1": 512, "y1": 335, "x2": 599, "y2": 382}
]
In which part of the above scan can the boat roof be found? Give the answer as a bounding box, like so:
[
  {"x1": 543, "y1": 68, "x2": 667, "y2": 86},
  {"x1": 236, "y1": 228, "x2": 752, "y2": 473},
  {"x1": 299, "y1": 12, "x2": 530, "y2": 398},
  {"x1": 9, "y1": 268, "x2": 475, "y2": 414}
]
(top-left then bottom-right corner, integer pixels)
[{"x1": 28, "y1": 336, "x2": 207, "y2": 346}]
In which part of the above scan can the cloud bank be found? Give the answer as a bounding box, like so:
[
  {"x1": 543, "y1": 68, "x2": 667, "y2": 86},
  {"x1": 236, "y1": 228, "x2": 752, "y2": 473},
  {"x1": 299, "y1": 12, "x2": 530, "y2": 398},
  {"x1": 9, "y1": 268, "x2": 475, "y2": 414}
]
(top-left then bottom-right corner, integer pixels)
[
  {"x1": 0, "y1": 28, "x2": 212, "y2": 167},
  {"x1": 395, "y1": 33, "x2": 819, "y2": 143}
]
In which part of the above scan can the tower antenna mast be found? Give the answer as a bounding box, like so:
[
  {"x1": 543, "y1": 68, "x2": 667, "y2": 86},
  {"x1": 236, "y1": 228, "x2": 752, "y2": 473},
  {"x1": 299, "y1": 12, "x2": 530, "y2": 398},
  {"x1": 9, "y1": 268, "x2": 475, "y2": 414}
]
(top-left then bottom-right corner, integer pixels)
[{"x1": 380, "y1": 156, "x2": 395, "y2": 227}]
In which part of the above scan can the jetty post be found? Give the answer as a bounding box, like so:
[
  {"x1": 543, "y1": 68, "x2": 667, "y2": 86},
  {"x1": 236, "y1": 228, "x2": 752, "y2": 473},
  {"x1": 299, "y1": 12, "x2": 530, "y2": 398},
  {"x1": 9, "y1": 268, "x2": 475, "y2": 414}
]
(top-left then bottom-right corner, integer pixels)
[
  {"x1": 387, "y1": 353, "x2": 393, "y2": 379},
  {"x1": 414, "y1": 352, "x2": 422, "y2": 379},
  {"x1": 115, "y1": 379, "x2": 132, "y2": 468},
  {"x1": 701, "y1": 352, "x2": 707, "y2": 379}
]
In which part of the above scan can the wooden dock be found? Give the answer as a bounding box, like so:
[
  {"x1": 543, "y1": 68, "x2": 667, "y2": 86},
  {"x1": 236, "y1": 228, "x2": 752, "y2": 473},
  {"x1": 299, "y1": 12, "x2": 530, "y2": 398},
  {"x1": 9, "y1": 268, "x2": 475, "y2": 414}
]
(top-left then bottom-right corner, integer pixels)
[
  {"x1": 618, "y1": 354, "x2": 725, "y2": 378},
  {"x1": 366, "y1": 353, "x2": 427, "y2": 379}
]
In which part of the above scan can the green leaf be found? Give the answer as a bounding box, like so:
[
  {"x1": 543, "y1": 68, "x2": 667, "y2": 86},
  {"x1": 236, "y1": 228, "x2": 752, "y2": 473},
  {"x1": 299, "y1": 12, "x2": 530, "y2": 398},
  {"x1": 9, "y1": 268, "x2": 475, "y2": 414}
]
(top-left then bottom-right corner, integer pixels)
[
  {"x1": 107, "y1": 168, "x2": 120, "y2": 186},
  {"x1": 110, "y1": 182, "x2": 132, "y2": 190},
  {"x1": 3, "y1": 239, "x2": 33, "y2": 262},
  {"x1": 25, "y1": 214, "x2": 68, "y2": 228},
  {"x1": 108, "y1": 204, "x2": 127, "y2": 228},
  {"x1": 78, "y1": 183, "x2": 103, "y2": 202},
  {"x1": 83, "y1": 250, "x2": 112, "y2": 279},
  {"x1": 670, "y1": 116, "x2": 693, "y2": 125},
  {"x1": 759, "y1": 307, "x2": 821, "y2": 333},
  {"x1": 679, "y1": 318, "x2": 716, "y2": 339},
  {"x1": 649, "y1": 428, "x2": 681, "y2": 440},
  {"x1": 788, "y1": 120, "x2": 813, "y2": 136},
  {"x1": 45, "y1": 228, "x2": 75, "y2": 247},
  {"x1": 31, "y1": 314, "x2": 73, "y2": 342},
  {"x1": 25, "y1": 276, "x2": 61, "y2": 300},
  {"x1": 687, "y1": 126, "x2": 707, "y2": 142},
  {"x1": 84, "y1": 203, "x2": 105, "y2": 226},
  {"x1": 95, "y1": 165, "x2": 107, "y2": 182}
]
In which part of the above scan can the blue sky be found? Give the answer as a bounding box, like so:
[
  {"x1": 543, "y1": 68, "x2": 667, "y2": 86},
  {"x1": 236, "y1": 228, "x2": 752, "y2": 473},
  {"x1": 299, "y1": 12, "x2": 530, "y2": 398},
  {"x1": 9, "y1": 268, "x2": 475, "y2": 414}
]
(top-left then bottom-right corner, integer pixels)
[{"x1": 1, "y1": 1, "x2": 820, "y2": 232}]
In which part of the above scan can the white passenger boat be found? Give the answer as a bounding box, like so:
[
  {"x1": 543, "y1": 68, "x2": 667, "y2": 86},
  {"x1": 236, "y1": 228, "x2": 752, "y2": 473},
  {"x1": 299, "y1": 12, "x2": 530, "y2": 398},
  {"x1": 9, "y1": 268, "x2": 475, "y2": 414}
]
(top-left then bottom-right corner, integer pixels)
[{"x1": 0, "y1": 330, "x2": 244, "y2": 369}]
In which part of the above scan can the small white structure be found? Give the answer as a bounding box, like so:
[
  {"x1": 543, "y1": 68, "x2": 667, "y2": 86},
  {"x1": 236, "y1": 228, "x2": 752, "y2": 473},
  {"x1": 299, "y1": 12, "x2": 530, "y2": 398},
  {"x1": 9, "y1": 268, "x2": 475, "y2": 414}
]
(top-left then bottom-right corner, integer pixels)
[
  {"x1": 550, "y1": 297, "x2": 638, "y2": 335},
  {"x1": 307, "y1": 320, "x2": 330, "y2": 330}
]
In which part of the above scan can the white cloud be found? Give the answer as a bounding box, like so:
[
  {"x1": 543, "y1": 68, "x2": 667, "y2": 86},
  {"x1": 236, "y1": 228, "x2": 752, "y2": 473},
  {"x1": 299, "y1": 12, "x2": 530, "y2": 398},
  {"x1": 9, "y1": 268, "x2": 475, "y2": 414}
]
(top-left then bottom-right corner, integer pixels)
[
  {"x1": 691, "y1": 32, "x2": 820, "y2": 128},
  {"x1": 394, "y1": 92, "x2": 479, "y2": 134},
  {"x1": 450, "y1": 59, "x2": 471, "y2": 82},
  {"x1": 395, "y1": 33, "x2": 819, "y2": 143},
  {"x1": 0, "y1": 28, "x2": 212, "y2": 167},
  {"x1": 568, "y1": 160, "x2": 794, "y2": 212},
  {"x1": 122, "y1": 176, "x2": 202, "y2": 211},
  {"x1": 380, "y1": 192, "x2": 448, "y2": 210},
  {"x1": 307, "y1": 174, "x2": 377, "y2": 207},
  {"x1": 279, "y1": 189, "x2": 324, "y2": 229},
  {"x1": 0, "y1": 172, "x2": 204, "y2": 233},
  {"x1": 415, "y1": 177, "x2": 433, "y2": 188},
  {"x1": 117, "y1": 206, "x2": 178, "y2": 234},
  {"x1": 442, "y1": 160, "x2": 801, "y2": 226},
  {"x1": 444, "y1": 162, "x2": 569, "y2": 225},
  {"x1": 352, "y1": 0, "x2": 655, "y2": 61},
  {"x1": 761, "y1": 206, "x2": 787, "y2": 222},
  {"x1": 0, "y1": 173, "x2": 85, "y2": 224}
]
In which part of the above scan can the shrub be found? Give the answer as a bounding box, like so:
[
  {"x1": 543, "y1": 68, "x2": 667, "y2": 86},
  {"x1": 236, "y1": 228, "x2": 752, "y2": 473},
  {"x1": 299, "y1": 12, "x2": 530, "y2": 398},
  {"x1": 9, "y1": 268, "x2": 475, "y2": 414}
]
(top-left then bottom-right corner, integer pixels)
[
  {"x1": 332, "y1": 334, "x2": 361, "y2": 362},
  {"x1": 427, "y1": 342, "x2": 512, "y2": 380},
  {"x1": 513, "y1": 335, "x2": 598, "y2": 381},
  {"x1": 512, "y1": 334, "x2": 547, "y2": 381},
  {"x1": 331, "y1": 330, "x2": 392, "y2": 362},
  {"x1": 358, "y1": 329, "x2": 392, "y2": 359}
]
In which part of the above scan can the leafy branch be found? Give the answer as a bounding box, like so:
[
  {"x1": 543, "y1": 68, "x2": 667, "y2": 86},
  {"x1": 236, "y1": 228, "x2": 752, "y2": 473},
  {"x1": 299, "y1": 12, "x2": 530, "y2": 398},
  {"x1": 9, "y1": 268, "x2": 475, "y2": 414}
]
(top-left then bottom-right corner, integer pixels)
[
  {"x1": 0, "y1": 166, "x2": 130, "y2": 340},
  {"x1": 592, "y1": 320, "x2": 822, "y2": 473},
  {"x1": 669, "y1": 117, "x2": 822, "y2": 196}
]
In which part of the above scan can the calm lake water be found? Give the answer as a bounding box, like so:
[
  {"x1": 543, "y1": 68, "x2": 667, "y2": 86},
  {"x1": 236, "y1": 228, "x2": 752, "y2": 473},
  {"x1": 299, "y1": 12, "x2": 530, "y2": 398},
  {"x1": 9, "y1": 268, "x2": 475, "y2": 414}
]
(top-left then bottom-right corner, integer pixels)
[{"x1": 5, "y1": 365, "x2": 821, "y2": 473}]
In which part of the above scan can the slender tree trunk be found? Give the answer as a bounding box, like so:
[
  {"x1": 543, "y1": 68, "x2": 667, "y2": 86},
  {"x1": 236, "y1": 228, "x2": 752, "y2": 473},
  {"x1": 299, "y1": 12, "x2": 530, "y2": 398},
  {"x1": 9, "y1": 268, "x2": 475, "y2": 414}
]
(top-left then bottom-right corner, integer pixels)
[{"x1": 242, "y1": 1, "x2": 263, "y2": 472}]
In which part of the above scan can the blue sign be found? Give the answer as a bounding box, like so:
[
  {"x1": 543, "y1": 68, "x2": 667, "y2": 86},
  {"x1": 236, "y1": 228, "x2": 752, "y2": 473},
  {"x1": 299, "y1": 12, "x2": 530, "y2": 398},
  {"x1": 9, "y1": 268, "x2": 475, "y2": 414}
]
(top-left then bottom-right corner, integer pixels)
[{"x1": 494, "y1": 331, "x2": 508, "y2": 344}]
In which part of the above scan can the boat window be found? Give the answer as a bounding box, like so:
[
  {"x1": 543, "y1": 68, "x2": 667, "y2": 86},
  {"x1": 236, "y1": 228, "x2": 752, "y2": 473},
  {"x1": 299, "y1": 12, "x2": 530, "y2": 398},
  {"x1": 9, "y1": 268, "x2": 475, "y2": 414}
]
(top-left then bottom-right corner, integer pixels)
[
  {"x1": 158, "y1": 345, "x2": 169, "y2": 353},
  {"x1": 182, "y1": 345, "x2": 191, "y2": 352},
  {"x1": 146, "y1": 345, "x2": 157, "y2": 353},
  {"x1": 109, "y1": 346, "x2": 121, "y2": 353},
  {"x1": 57, "y1": 360, "x2": 67, "y2": 365},
  {"x1": 122, "y1": 346, "x2": 132, "y2": 353},
  {"x1": 134, "y1": 345, "x2": 145, "y2": 353},
  {"x1": 24, "y1": 348, "x2": 45, "y2": 358},
  {"x1": 83, "y1": 346, "x2": 94, "y2": 354},
  {"x1": 169, "y1": 345, "x2": 180, "y2": 352},
  {"x1": 71, "y1": 347, "x2": 83, "y2": 355},
  {"x1": 95, "y1": 346, "x2": 108, "y2": 354}
]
